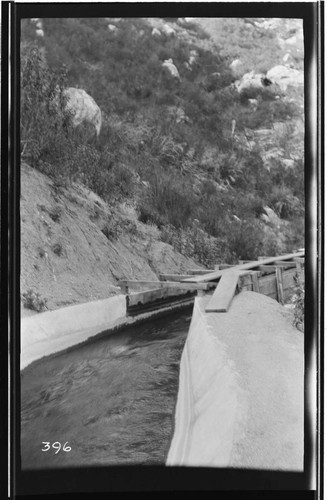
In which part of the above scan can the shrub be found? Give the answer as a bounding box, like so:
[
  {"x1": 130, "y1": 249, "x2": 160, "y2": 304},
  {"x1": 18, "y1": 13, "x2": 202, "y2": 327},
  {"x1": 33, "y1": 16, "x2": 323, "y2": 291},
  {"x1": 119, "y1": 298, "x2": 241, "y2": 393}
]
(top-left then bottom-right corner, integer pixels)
[
  {"x1": 223, "y1": 219, "x2": 266, "y2": 262},
  {"x1": 138, "y1": 170, "x2": 196, "y2": 229},
  {"x1": 21, "y1": 43, "x2": 74, "y2": 168},
  {"x1": 22, "y1": 289, "x2": 48, "y2": 312},
  {"x1": 101, "y1": 219, "x2": 122, "y2": 241},
  {"x1": 49, "y1": 206, "x2": 62, "y2": 222},
  {"x1": 161, "y1": 224, "x2": 225, "y2": 268},
  {"x1": 292, "y1": 274, "x2": 304, "y2": 331},
  {"x1": 52, "y1": 243, "x2": 63, "y2": 256}
]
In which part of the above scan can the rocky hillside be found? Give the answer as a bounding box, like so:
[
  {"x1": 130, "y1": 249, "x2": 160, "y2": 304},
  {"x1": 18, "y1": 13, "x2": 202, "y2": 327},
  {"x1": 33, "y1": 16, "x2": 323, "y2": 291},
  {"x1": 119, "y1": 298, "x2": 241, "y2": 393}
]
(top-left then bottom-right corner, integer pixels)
[
  {"x1": 21, "y1": 162, "x2": 201, "y2": 316},
  {"x1": 20, "y1": 17, "x2": 305, "y2": 315}
]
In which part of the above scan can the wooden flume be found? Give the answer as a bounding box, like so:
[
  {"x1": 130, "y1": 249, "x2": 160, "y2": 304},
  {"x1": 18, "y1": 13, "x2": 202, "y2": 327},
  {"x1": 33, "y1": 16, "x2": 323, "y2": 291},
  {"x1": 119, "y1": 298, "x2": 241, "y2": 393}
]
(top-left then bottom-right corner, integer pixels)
[{"x1": 118, "y1": 251, "x2": 304, "y2": 315}]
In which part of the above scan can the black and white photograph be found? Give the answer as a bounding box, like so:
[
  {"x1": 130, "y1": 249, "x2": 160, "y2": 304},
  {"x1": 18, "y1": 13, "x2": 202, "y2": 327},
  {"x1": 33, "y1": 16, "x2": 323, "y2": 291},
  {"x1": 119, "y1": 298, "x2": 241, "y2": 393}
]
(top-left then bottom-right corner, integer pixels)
[{"x1": 6, "y1": 1, "x2": 320, "y2": 496}]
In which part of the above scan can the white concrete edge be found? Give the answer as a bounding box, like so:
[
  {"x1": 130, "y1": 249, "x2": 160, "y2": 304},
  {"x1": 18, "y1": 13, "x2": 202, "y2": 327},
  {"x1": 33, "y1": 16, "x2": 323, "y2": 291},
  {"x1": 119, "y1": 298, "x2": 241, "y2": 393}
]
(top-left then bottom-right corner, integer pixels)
[
  {"x1": 166, "y1": 296, "x2": 238, "y2": 467},
  {"x1": 166, "y1": 306, "x2": 195, "y2": 465},
  {"x1": 21, "y1": 294, "x2": 195, "y2": 370}
]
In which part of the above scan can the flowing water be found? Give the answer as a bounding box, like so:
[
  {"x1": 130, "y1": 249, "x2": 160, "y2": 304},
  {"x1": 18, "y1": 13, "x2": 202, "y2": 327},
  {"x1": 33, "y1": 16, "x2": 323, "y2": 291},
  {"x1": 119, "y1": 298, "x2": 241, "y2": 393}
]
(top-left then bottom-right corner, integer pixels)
[{"x1": 21, "y1": 308, "x2": 193, "y2": 469}]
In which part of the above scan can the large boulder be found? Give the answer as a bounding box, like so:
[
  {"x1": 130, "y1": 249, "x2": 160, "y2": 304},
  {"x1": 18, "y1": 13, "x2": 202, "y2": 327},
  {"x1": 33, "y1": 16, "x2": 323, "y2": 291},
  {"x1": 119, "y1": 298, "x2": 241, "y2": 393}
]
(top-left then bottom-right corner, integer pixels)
[
  {"x1": 234, "y1": 70, "x2": 280, "y2": 100},
  {"x1": 266, "y1": 65, "x2": 303, "y2": 92},
  {"x1": 229, "y1": 58, "x2": 244, "y2": 76},
  {"x1": 162, "y1": 59, "x2": 180, "y2": 80},
  {"x1": 63, "y1": 88, "x2": 102, "y2": 137},
  {"x1": 161, "y1": 24, "x2": 176, "y2": 37},
  {"x1": 151, "y1": 27, "x2": 161, "y2": 37}
]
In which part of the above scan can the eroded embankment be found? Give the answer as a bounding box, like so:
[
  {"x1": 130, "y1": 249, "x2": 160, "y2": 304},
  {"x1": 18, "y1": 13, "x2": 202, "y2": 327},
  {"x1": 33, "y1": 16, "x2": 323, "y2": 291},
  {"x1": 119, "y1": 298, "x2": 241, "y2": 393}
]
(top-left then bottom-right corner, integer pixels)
[{"x1": 167, "y1": 291, "x2": 304, "y2": 471}]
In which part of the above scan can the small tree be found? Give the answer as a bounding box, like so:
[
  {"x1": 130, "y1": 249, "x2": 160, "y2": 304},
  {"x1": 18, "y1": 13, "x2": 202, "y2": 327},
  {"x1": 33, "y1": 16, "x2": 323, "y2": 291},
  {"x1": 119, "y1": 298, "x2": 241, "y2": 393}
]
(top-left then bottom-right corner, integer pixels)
[{"x1": 20, "y1": 43, "x2": 73, "y2": 168}]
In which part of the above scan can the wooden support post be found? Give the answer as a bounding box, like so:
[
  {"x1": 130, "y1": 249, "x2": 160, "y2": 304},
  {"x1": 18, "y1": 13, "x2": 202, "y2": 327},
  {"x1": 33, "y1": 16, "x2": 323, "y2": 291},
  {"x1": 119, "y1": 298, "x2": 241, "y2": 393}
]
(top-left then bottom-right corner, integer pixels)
[
  {"x1": 252, "y1": 272, "x2": 260, "y2": 293},
  {"x1": 275, "y1": 267, "x2": 284, "y2": 304},
  {"x1": 293, "y1": 257, "x2": 304, "y2": 275}
]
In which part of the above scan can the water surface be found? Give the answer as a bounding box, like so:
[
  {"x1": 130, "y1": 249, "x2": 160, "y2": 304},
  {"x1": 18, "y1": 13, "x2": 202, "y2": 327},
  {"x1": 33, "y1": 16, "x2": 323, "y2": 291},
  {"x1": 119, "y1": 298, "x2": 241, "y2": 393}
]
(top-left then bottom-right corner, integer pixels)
[{"x1": 21, "y1": 309, "x2": 192, "y2": 469}]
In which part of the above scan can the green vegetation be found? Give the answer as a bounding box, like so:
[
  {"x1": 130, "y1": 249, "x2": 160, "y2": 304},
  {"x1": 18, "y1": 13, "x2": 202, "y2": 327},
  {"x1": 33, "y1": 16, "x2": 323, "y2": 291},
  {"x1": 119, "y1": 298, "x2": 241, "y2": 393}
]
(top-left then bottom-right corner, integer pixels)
[
  {"x1": 292, "y1": 274, "x2": 304, "y2": 331},
  {"x1": 22, "y1": 289, "x2": 48, "y2": 312},
  {"x1": 21, "y1": 18, "x2": 304, "y2": 266}
]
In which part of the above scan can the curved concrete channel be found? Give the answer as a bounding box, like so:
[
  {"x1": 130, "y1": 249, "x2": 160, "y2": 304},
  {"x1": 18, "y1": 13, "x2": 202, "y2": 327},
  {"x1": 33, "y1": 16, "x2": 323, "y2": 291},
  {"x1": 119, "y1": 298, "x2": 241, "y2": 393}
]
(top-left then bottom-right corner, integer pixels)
[
  {"x1": 167, "y1": 292, "x2": 304, "y2": 470},
  {"x1": 21, "y1": 290, "x2": 304, "y2": 471}
]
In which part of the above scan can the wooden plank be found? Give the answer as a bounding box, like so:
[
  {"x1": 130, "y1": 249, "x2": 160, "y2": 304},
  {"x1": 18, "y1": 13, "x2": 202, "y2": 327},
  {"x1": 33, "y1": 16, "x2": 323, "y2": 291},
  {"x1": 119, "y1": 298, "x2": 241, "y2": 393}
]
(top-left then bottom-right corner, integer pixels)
[
  {"x1": 127, "y1": 287, "x2": 194, "y2": 307},
  {"x1": 272, "y1": 261, "x2": 297, "y2": 267},
  {"x1": 186, "y1": 269, "x2": 215, "y2": 275},
  {"x1": 118, "y1": 280, "x2": 215, "y2": 291},
  {"x1": 205, "y1": 271, "x2": 240, "y2": 313},
  {"x1": 238, "y1": 270, "x2": 262, "y2": 276},
  {"x1": 182, "y1": 251, "x2": 304, "y2": 283},
  {"x1": 160, "y1": 274, "x2": 194, "y2": 281},
  {"x1": 293, "y1": 257, "x2": 305, "y2": 263},
  {"x1": 255, "y1": 265, "x2": 278, "y2": 273},
  {"x1": 219, "y1": 264, "x2": 236, "y2": 270}
]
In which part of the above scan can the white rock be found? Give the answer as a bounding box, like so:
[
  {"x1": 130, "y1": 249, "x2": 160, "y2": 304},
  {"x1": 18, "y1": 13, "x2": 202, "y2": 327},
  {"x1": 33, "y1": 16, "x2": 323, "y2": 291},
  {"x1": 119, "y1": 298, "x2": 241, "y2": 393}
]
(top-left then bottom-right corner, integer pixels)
[
  {"x1": 162, "y1": 59, "x2": 180, "y2": 80},
  {"x1": 152, "y1": 27, "x2": 161, "y2": 37},
  {"x1": 285, "y1": 36, "x2": 298, "y2": 45},
  {"x1": 189, "y1": 49, "x2": 198, "y2": 66},
  {"x1": 108, "y1": 24, "x2": 118, "y2": 32},
  {"x1": 248, "y1": 98, "x2": 258, "y2": 111},
  {"x1": 230, "y1": 59, "x2": 243, "y2": 75},
  {"x1": 261, "y1": 206, "x2": 281, "y2": 225},
  {"x1": 63, "y1": 88, "x2": 102, "y2": 136},
  {"x1": 36, "y1": 29, "x2": 44, "y2": 37},
  {"x1": 234, "y1": 71, "x2": 265, "y2": 93},
  {"x1": 282, "y1": 159, "x2": 295, "y2": 169},
  {"x1": 162, "y1": 24, "x2": 176, "y2": 37},
  {"x1": 266, "y1": 65, "x2": 303, "y2": 92},
  {"x1": 283, "y1": 53, "x2": 291, "y2": 63}
]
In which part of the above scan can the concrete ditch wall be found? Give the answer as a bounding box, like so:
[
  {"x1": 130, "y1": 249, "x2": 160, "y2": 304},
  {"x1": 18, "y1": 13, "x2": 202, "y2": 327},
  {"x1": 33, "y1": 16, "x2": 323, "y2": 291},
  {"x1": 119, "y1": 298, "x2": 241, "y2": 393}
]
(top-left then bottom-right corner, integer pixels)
[
  {"x1": 21, "y1": 296, "x2": 126, "y2": 369},
  {"x1": 167, "y1": 291, "x2": 304, "y2": 471},
  {"x1": 20, "y1": 293, "x2": 194, "y2": 370}
]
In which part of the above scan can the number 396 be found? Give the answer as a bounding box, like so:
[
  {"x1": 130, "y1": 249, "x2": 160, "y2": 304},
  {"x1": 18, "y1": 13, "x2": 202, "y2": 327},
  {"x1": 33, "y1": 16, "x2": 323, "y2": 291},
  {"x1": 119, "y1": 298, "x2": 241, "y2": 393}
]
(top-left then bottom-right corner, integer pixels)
[{"x1": 41, "y1": 442, "x2": 71, "y2": 454}]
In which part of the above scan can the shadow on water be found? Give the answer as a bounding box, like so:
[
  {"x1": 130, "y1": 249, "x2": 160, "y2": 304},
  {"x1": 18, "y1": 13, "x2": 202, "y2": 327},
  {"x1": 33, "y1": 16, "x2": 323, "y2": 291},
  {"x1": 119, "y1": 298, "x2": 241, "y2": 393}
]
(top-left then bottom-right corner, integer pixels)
[{"x1": 21, "y1": 308, "x2": 193, "y2": 469}]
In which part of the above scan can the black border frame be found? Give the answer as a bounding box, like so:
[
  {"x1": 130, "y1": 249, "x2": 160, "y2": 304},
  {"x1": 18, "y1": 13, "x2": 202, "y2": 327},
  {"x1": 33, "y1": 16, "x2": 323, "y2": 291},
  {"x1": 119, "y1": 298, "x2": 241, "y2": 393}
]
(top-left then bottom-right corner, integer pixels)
[{"x1": 5, "y1": 2, "x2": 321, "y2": 497}]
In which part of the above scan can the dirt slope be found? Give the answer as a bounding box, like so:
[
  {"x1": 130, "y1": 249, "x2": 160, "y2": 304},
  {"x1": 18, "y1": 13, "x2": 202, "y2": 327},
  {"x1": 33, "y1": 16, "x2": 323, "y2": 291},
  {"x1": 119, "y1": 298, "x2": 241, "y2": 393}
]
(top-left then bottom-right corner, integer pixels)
[{"x1": 21, "y1": 163, "x2": 202, "y2": 317}]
